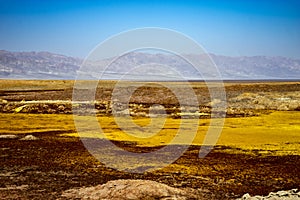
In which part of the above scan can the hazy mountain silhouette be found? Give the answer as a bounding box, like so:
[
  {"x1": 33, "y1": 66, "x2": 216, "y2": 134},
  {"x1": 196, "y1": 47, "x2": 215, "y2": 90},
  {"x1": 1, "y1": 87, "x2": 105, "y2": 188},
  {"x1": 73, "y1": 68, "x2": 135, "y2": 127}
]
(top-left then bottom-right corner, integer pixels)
[{"x1": 1, "y1": 50, "x2": 299, "y2": 80}]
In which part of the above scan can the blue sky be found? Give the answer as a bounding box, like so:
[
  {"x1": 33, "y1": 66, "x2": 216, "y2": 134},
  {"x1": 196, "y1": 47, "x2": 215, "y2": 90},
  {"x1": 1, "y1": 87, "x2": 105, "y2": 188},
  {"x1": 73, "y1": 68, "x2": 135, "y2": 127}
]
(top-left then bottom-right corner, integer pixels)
[{"x1": 0, "y1": 0, "x2": 300, "y2": 58}]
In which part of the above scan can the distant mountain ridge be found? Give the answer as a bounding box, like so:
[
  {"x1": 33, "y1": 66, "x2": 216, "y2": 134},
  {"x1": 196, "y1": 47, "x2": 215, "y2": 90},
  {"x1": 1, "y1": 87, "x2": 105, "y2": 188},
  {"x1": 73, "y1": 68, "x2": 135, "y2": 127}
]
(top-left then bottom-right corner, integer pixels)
[
  {"x1": 0, "y1": 50, "x2": 81, "y2": 79},
  {"x1": 210, "y1": 54, "x2": 300, "y2": 79},
  {"x1": 0, "y1": 50, "x2": 300, "y2": 80}
]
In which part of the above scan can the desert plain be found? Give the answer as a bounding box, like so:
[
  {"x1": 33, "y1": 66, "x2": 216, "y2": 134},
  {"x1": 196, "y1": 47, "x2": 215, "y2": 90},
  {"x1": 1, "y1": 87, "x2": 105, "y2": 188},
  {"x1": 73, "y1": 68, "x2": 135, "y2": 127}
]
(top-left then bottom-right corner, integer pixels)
[{"x1": 0, "y1": 79, "x2": 299, "y2": 199}]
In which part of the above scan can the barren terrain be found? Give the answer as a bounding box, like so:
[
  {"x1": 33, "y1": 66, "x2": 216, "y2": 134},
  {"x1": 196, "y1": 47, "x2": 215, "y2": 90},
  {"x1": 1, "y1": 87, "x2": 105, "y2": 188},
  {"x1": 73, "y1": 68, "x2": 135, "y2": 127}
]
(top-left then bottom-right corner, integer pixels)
[{"x1": 0, "y1": 80, "x2": 299, "y2": 199}]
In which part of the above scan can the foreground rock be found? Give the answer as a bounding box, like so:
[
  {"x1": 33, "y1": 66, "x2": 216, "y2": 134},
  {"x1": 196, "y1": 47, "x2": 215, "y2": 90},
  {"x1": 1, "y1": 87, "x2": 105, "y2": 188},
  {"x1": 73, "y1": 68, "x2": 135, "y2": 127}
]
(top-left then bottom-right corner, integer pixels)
[
  {"x1": 238, "y1": 189, "x2": 300, "y2": 200},
  {"x1": 60, "y1": 179, "x2": 203, "y2": 200},
  {"x1": 20, "y1": 135, "x2": 39, "y2": 141},
  {"x1": 0, "y1": 134, "x2": 18, "y2": 139}
]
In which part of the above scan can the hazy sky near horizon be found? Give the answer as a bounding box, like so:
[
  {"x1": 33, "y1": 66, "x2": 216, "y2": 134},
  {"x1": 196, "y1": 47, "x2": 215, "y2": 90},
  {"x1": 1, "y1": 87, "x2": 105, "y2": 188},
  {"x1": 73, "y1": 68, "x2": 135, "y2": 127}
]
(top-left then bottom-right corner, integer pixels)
[{"x1": 0, "y1": 0, "x2": 300, "y2": 59}]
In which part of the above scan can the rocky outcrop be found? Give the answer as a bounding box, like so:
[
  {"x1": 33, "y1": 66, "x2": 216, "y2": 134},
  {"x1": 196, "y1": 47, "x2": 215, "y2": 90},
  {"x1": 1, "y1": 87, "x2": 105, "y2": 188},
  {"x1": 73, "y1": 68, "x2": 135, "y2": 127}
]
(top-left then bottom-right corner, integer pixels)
[
  {"x1": 60, "y1": 179, "x2": 203, "y2": 200},
  {"x1": 238, "y1": 189, "x2": 300, "y2": 200},
  {"x1": 20, "y1": 135, "x2": 39, "y2": 141},
  {"x1": 0, "y1": 135, "x2": 18, "y2": 139},
  {"x1": 0, "y1": 134, "x2": 39, "y2": 140},
  {"x1": 60, "y1": 180, "x2": 300, "y2": 200}
]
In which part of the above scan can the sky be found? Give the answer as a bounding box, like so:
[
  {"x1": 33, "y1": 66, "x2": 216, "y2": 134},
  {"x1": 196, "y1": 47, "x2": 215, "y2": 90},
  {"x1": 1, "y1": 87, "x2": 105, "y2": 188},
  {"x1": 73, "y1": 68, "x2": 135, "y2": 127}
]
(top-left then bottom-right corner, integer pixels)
[{"x1": 0, "y1": 0, "x2": 300, "y2": 59}]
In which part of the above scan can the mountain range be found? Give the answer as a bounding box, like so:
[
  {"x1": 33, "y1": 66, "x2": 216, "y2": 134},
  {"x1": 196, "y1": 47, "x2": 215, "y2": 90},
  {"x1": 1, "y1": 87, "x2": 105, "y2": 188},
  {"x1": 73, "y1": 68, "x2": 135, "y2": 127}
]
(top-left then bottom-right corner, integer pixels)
[{"x1": 0, "y1": 50, "x2": 299, "y2": 80}]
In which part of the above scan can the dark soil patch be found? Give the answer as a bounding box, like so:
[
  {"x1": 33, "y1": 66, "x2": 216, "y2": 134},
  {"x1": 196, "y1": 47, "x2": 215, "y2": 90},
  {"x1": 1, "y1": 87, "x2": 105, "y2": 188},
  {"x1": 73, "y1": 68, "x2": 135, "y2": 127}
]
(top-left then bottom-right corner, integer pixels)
[{"x1": 1, "y1": 135, "x2": 299, "y2": 199}]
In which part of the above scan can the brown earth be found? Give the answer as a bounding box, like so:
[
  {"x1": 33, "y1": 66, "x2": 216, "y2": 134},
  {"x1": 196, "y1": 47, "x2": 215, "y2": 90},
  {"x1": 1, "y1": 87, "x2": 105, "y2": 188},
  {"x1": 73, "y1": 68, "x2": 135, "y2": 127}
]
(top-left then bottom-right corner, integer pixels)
[
  {"x1": 1, "y1": 80, "x2": 300, "y2": 103},
  {"x1": 1, "y1": 134, "x2": 299, "y2": 199},
  {"x1": 1, "y1": 80, "x2": 300, "y2": 117}
]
